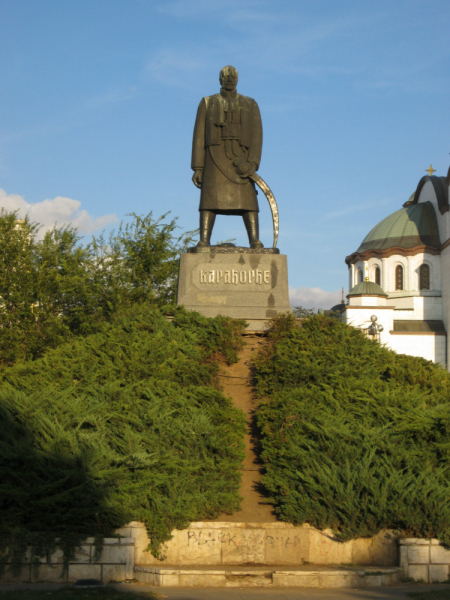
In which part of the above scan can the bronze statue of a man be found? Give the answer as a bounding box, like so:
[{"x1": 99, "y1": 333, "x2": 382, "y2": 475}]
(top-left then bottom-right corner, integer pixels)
[{"x1": 191, "y1": 65, "x2": 263, "y2": 249}]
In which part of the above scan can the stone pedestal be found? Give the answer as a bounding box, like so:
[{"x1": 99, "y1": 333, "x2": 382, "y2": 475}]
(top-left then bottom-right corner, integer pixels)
[{"x1": 177, "y1": 248, "x2": 292, "y2": 330}]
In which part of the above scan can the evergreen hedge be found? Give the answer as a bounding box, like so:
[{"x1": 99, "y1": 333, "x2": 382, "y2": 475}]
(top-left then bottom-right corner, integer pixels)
[
  {"x1": 254, "y1": 313, "x2": 450, "y2": 543},
  {"x1": 0, "y1": 305, "x2": 246, "y2": 569}
]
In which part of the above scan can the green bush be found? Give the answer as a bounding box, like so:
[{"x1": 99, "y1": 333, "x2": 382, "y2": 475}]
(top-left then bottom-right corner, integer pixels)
[
  {"x1": 254, "y1": 313, "x2": 450, "y2": 543},
  {"x1": 0, "y1": 210, "x2": 196, "y2": 368},
  {"x1": 0, "y1": 305, "x2": 246, "y2": 569}
]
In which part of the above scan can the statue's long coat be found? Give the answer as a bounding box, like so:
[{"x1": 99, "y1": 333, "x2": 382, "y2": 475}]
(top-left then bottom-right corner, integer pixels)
[{"x1": 191, "y1": 90, "x2": 263, "y2": 213}]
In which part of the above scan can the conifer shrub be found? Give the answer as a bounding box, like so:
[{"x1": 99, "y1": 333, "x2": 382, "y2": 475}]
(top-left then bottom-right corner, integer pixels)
[
  {"x1": 0, "y1": 305, "x2": 246, "y2": 570},
  {"x1": 254, "y1": 313, "x2": 450, "y2": 543}
]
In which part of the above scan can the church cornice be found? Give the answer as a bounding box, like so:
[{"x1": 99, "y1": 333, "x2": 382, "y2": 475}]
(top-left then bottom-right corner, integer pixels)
[
  {"x1": 345, "y1": 306, "x2": 394, "y2": 310},
  {"x1": 345, "y1": 244, "x2": 440, "y2": 265},
  {"x1": 389, "y1": 330, "x2": 446, "y2": 336},
  {"x1": 439, "y1": 238, "x2": 450, "y2": 252}
]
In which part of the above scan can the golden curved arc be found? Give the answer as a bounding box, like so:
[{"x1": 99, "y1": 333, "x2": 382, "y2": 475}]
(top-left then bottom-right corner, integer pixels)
[{"x1": 250, "y1": 173, "x2": 279, "y2": 249}]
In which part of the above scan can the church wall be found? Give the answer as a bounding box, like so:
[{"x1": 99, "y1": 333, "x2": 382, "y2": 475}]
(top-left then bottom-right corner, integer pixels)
[
  {"x1": 386, "y1": 296, "x2": 414, "y2": 310},
  {"x1": 366, "y1": 253, "x2": 442, "y2": 322},
  {"x1": 385, "y1": 255, "x2": 408, "y2": 292},
  {"x1": 348, "y1": 296, "x2": 385, "y2": 307},
  {"x1": 369, "y1": 258, "x2": 382, "y2": 283},
  {"x1": 345, "y1": 305, "x2": 446, "y2": 366},
  {"x1": 388, "y1": 333, "x2": 446, "y2": 366},
  {"x1": 350, "y1": 260, "x2": 364, "y2": 290},
  {"x1": 420, "y1": 296, "x2": 442, "y2": 320},
  {"x1": 416, "y1": 180, "x2": 450, "y2": 243},
  {"x1": 440, "y1": 245, "x2": 450, "y2": 371},
  {"x1": 408, "y1": 253, "x2": 440, "y2": 292},
  {"x1": 344, "y1": 307, "x2": 394, "y2": 347},
  {"x1": 386, "y1": 296, "x2": 442, "y2": 321},
  {"x1": 356, "y1": 254, "x2": 441, "y2": 295}
]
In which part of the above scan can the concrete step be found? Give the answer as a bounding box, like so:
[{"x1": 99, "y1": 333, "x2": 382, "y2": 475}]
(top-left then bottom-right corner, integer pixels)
[{"x1": 134, "y1": 564, "x2": 402, "y2": 588}]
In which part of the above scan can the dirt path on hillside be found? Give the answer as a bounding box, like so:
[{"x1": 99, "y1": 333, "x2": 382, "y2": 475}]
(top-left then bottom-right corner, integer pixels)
[{"x1": 209, "y1": 335, "x2": 276, "y2": 522}]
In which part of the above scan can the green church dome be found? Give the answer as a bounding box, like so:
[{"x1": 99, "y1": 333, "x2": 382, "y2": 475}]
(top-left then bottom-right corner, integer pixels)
[
  {"x1": 356, "y1": 202, "x2": 440, "y2": 254},
  {"x1": 348, "y1": 281, "x2": 387, "y2": 297}
]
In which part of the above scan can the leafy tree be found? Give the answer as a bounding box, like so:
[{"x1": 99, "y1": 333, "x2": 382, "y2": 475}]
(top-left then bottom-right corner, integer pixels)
[
  {"x1": 0, "y1": 213, "x2": 65, "y2": 367},
  {"x1": 0, "y1": 210, "x2": 196, "y2": 368},
  {"x1": 90, "y1": 212, "x2": 196, "y2": 313},
  {"x1": 292, "y1": 306, "x2": 315, "y2": 318},
  {"x1": 254, "y1": 313, "x2": 450, "y2": 544}
]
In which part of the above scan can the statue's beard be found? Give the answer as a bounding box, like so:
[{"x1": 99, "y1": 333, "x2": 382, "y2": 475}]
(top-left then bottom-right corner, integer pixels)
[
  {"x1": 221, "y1": 82, "x2": 237, "y2": 91},
  {"x1": 221, "y1": 86, "x2": 237, "y2": 94}
]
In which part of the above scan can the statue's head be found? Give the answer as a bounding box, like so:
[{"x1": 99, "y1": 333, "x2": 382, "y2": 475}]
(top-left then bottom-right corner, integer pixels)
[{"x1": 219, "y1": 65, "x2": 238, "y2": 91}]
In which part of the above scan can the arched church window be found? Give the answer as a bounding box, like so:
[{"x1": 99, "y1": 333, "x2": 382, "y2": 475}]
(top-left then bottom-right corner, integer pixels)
[
  {"x1": 395, "y1": 265, "x2": 403, "y2": 291},
  {"x1": 375, "y1": 266, "x2": 381, "y2": 286},
  {"x1": 357, "y1": 269, "x2": 363, "y2": 283},
  {"x1": 420, "y1": 264, "x2": 430, "y2": 290}
]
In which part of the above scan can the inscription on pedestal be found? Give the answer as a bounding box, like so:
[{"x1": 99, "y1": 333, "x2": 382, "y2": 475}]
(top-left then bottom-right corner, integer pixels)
[{"x1": 198, "y1": 268, "x2": 270, "y2": 286}]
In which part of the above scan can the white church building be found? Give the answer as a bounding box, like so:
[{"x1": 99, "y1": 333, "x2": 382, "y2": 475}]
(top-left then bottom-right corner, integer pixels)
[{"x1": 343, "y1": 167, "x2": 449, "y2": 369}]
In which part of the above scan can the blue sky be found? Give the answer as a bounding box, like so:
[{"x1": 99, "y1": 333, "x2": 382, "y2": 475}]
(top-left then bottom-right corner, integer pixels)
[{"x1": 1, "y1": 0, "x2": 449, "y2": 308}]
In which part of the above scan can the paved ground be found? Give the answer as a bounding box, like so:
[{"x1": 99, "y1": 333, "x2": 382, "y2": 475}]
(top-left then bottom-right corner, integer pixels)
[
  {"x1": 0, "y1": 582, "x2": 445, "y2": 599},
  {"x1": 114, "y1": 583, "x2": 448, "y2": 599}
]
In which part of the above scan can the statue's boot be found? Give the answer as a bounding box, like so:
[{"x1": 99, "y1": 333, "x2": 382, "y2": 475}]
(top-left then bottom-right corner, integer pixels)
[
  {"x1": 197, "y1": 210, "x2": 216, "y2": 247},
  {"x1": 243, "y1": 211, "x2": 264, "y2": 249}
]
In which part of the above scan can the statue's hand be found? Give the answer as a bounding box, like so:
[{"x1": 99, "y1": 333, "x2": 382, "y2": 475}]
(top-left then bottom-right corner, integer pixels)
[
  {"x1": 235, "y1": 161, "x2": 256, "y2": 178},
  {"x1": 192, "y1": 169, "x2": 203, "y2": 188}
]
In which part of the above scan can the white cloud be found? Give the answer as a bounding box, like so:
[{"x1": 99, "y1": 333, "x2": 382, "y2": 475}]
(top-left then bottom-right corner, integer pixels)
[
  {"x1": 144, "y1": 50, "x2": 208, "y2": 87},
  {"x1": 0, "y1": 189, "x2": 118, "y2": 238},
  {"x1": 289, "y1": 286, "x2": 345, "y2": 310},
  {"x1": 85, "y1": 87, "x2": 139, "y2": 110}
]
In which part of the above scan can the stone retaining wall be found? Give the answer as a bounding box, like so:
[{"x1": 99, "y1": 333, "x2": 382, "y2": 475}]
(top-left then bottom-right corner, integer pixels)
[
  {"x1": 0, "y1": 537, "x2": 134, "y2": 583},
  {"x1": 0, "y1": 523, "x2": 402, "y2": 584},
  {"x1": 400, "y1": 538, "x2": 450, "y2": 583},
  {"x1": 115, "y1": 521, "x2": 398, "y2": 567}
]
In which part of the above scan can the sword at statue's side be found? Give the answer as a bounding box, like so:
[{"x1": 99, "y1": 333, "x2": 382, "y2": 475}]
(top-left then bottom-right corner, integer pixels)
[{"x1": 249, "y1": 173, "x2": 279, "y2": 249}]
